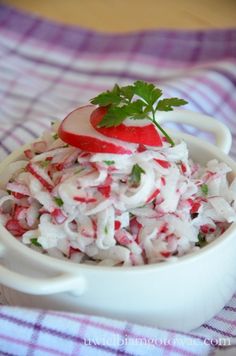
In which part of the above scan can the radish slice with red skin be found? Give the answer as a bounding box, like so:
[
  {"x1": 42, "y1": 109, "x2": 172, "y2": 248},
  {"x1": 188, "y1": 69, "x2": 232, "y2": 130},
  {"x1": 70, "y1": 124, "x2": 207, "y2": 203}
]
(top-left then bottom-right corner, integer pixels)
[
  {"x1": 5, "y1": 219, "x2": 27, "y2": 237},
  {"x1": 58, "y1": 105, "x2": 137, "y2": 154},
  {"x1": 90, "y1": 106, "x2": 163, "y2": 147},
  {"x1": 26, "y1": 163, "x2": 54, "y2": 192}
]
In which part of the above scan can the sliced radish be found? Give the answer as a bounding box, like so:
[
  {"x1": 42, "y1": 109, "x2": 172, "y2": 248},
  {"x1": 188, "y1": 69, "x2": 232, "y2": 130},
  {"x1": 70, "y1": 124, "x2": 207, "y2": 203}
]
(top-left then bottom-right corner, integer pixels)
[
  {"x1": 97, "y1": 185, "x2": 111, "y2": 198},
  {"x1": 24, "y1": 149, "x2": 34, "y2": 160},
  {"x1": 26, "y1": 163, "x2": 54, "y2": 192},
  {"x1": 6, "y1": 182, "x2": 30, "y2": 197},
  {"x1": 5, "y1": 218, "x2": 27, "y2": 237},
  {"x1": 153, "y1": 158, "x2": 170, "y2": 169},
  {"x1": 32, "y1": 141, "x2": 47, "y2": 153},
  {"x1": 51, "y1": 208, "x2": 67, "y2": 224},
  {"x1": 58, "y1": 105, "x2": 137, "y2": 154},
  {"x1": 90, "y1": 106, "x2": 163, "y2": 146},
  {"x1": 73, "y1": 196, "x2": 97, "y2": 204},
  {"x1": 13, "y1": 205, "x2": 27, "y2": 220},
  {"x1": 146, "y1": 188, "x2": 160, "y2": 204}
]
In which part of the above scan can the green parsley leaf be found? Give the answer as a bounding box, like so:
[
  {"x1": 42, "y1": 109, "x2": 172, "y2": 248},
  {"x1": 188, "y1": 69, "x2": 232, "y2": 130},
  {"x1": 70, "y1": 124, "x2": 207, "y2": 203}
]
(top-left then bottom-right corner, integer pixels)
[
  {"x1": 156, "y1": 98, "x2": 188, "y2": 111},
  {"x1": 54, "y1": 197, "x2": 64, "y2": 207},
  {"x1": 195, "y1": 233, "x2": 207, "y2": 248},
  {"x1": 120, "y1": 85, "x2": 134, "y2": 102},
  {"x1": 98, "y1": 106, "x2": 128, "y2": 127},
  {"x1": 123, "y1": 100, "x2": 146, "y2": 118},
  {"x1": 130, "y1": 164, "x2": 145, "y2": 187},
  {"x1": 75, "y1": 168, "x2": 84, "y2": 174},
  {"x1": 30, "y1": 238, "x2": 42, "y2": 247},
  {"x1": 201, "y1": 184, "x2": 208, "y2": 196},
  {"x1": 40, "y1": 160, "x2": 50, "y2": 168},
  {"x1": 98, "y1": 100, "x2": 146, "y2": 127},
  {"x1": 91, "y1": 84, "x2": 121, "y2": 106},
  {"x1": 133, "y1": 80, "x2": 162, "y2": 105},
  {"x1": 52, "y1": 133, "x2": 59, "y2": 140},
  {"x1": 104, "y1": 160, "x2": 115, "y2": 166},
  {"x1": 90, "y1": 80, "x2": 188, "y2": 146}
]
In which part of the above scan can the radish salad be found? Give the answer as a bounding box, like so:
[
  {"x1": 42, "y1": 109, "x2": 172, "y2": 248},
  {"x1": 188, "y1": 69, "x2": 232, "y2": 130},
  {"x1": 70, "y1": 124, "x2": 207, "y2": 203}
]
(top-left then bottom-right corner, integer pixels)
[{"x1": 0, "y1": 82, "x2": 236, "y2": 266}]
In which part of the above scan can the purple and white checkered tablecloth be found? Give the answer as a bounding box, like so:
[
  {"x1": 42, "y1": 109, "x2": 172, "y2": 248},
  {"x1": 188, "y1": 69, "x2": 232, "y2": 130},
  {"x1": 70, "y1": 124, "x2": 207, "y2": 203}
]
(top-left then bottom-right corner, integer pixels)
[{"x1": 0, "y1": 5, "x2": 236, "y2": 356}]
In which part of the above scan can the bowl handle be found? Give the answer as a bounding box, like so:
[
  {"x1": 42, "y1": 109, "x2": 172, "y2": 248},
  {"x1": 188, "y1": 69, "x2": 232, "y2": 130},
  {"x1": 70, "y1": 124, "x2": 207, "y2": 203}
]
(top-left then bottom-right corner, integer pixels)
[
  {"x1": 0, "y1": 226, "x2": 86, "y2": 296},
  {"x1": 157, "y1": 110, "x2": 232, "y2": 154},
  {"x1": 0, "y1": 263, "x2": 86, "y2": 295}
]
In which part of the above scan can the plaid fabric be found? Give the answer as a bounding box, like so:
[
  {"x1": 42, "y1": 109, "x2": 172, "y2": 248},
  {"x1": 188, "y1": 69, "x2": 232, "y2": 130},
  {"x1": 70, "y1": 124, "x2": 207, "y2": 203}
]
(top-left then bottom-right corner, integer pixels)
[
  {"x1": 0, "y1": 4, "x2": 236, "y2": 355},
  {"x1": 0, "y1": 304, "x2": 235, "y2": 356}
]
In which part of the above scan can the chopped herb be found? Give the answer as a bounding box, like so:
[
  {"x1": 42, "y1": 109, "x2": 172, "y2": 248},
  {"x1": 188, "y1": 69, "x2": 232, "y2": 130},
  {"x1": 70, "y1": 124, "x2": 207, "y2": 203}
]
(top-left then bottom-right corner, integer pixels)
[
  {"x1": 54, "y1": 197, "x2": 64, "y2": 207},
  {"x1": 195, "y1": 233, "x2": 207, "y2": 248},
  {"x1": 50, "y1": 121, "x2": 55, "y2": 126},
  {"x1": 201, "y1": 184, "x2": 208, "y2": 195},
  {"x1": 104, "y1": 160, "x2": 115, "y2": 166},
  {"x1": 30, "y1": 238, "x2": 42, "y2": 247},
  {"x1": 75, "y1": 167, "x2": 84, "y2": 174},
  {"x1": 6, "y1": 189, "x2": 11, "y2": 195},
  {"x1": 90, "y1": 81, "x2": 188, "y2": 146},
  {"x1": 104, "y1": 226, "x2": 108, "y2": 234},
  {"x1": 52, "y1": 133, "x2": 59, "y2": 140},
  {"x1": 39, "y1": 160, "x2": 50, "y2": 168},
  {"x1": 130, "y1": 164, "x2": 145, "y2": 187}
]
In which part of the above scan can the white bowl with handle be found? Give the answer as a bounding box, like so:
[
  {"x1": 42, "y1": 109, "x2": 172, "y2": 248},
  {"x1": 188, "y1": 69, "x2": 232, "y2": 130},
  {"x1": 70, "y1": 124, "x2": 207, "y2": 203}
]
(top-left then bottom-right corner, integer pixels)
[{"x1": 0, "y1": 110, "x2": 235, "y2": 332}]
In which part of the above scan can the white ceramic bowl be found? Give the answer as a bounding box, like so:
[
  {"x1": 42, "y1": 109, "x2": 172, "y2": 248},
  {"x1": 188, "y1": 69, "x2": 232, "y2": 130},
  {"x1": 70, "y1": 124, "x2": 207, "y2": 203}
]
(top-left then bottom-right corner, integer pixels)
[{"x1": 0, "y1": 110, "x2": 236, "y2": 332}]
